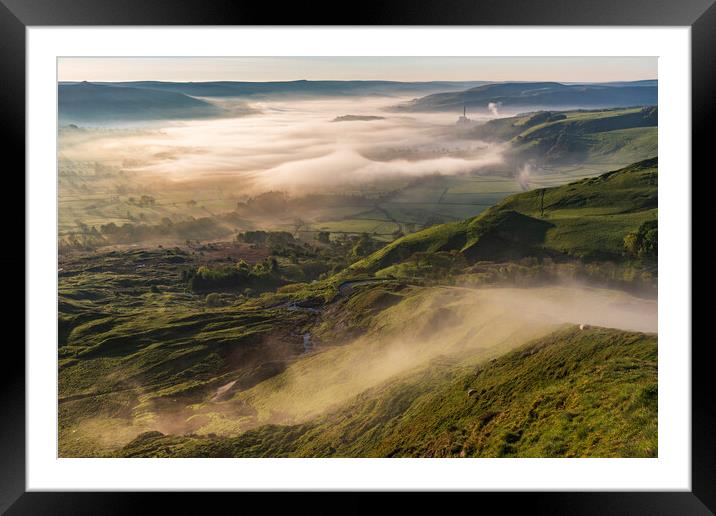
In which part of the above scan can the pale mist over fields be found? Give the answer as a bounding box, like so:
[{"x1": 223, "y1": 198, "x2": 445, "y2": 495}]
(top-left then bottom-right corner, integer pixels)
[{"x1": 59, "y1": 95, "x2": 507, "y2": 195}]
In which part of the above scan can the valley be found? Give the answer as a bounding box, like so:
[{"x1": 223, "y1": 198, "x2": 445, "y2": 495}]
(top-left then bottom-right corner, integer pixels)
[
  {"x1": 56, "y1": 70, "x2": 659, "y2": 458},
  {"x1": 59, "y1": 157, "x2": 658, "y2": 457}
]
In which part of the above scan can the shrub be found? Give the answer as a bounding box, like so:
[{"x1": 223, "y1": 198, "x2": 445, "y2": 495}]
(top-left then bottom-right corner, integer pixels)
[
  {"x1": 623, "y1": 219, "x2": 657, "y2": 261},
  {"x1": 205, "y1": 293, "x2": 222, "y2": 307}
]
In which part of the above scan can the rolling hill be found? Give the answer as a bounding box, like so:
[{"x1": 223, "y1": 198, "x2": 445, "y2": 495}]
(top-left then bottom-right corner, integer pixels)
[
  {"x1": 468, "y1": 106, "x2": 657, "y2": 166},
  {"x1": 350, "y1": 157, "x2": 657, "y2": 273},
  {"x1": 58, "y1": 82, "x2": 223, "y2": 123},
  {"x1": 62, "y1": 80, "x2": 491, "y2": 99},
  {"x1": 115, "y1": 325, "x2": 656, "y2": 458},
  {"x1": 393, "y1": 81, "x2": 657, "y2": 113},
  {"x1": 58, "y1": 157, "x2": 658, "y2": 458}
]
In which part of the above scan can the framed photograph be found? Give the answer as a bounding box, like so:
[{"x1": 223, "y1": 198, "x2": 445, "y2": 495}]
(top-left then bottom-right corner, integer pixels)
[{"x1": 4, "y1": 0, "x2": 711, "y2": 511}]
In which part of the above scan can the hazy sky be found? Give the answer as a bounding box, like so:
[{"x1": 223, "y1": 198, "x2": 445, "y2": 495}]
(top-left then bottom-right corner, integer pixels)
[{"x1": 58, "y1": 57, "x2": 657, "y2": 83}]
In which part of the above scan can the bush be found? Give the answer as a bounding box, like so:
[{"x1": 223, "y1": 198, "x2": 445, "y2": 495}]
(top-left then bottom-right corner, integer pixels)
[
  {"x1": 205, "y1": 293, "x2": 222, "y2": 307},
  {"x1": 623, "y1": 220, "x2": 657, "y2": 261}
]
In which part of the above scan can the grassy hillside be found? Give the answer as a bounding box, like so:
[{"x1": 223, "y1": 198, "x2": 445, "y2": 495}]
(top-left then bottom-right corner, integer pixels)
[
  {"x1": 350, "y1": 158, "x2": 657, "y2": 274},
  {"x1": 115, "y1": 325, "x2": 657, "y2": 458},
  {"x1": 58, "y1": 157, "x2": 659, "y2": 458},
  {"x1": 469, "y1": 106, "x2": 657, "y2": 166},
  {"x1": 393, "y1": 81, "x2": 657, "y2": 113},
  {"x1": 57, "y1": 248, "x2": 322, "y2": 456},
  {"x1": 60, "y1": 251, "x2": 657, "y2": 458}
]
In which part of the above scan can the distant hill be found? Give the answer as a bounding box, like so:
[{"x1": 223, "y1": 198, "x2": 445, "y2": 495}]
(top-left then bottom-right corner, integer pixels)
[
  {"x1": 62, "y1": 80, "x2": 491, "y2": 99},
  {"x1": 58, "y1": 82, "x2": 222, "y2": 123},
  {"x1": 350, "y1": 158, "x2": 657, "y2": 272},
  {"x1": 392, "y1": 81, "x2": 657, "y2": 113},
  {"x1": 593, "y1": 79, "x2": 658, "y2": 88},
  {"x1": 332, "y1": 115, "x2": 386, "y2": 122}
]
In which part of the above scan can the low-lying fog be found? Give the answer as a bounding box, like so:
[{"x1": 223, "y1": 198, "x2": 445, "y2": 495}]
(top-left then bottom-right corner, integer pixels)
[
  {"x1": 213, "y1": 284, "x2": 657, "y2": 432},
  {"x1": 59, "y1": 96, "x2": 507, "y2": 194}
]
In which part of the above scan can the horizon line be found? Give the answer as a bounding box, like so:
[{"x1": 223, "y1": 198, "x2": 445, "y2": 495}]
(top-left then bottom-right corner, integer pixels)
[{"x1": 58, "y1": 78, "x2": 659, "y2": 84}]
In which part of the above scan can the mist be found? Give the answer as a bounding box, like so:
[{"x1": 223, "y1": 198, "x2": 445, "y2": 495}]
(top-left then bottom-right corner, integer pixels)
[
  {"x1": 204, "y1": 284, "x2": 656, "y2": 433},
  {"x1": 517, "y1": 161, "x2": 536, "y2": 190},
  {"x1": 59, "y1": 95, "x2": 506, "y2": 195}
]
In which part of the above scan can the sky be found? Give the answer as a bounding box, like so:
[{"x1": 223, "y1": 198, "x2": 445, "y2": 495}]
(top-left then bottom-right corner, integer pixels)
[{"x1": 58, "y1": 56, "x2": 657, "y2": 83}]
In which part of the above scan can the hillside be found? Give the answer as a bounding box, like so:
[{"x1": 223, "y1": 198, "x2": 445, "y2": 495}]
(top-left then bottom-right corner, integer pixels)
[
  {"x1": 350, "y1": 158, "x2": 657, "y2": 273},
  {"x1": 468, "y1": 106, "x2": 657, "y2": 166},
  {"x1": 115, "y1": 325, "x2": 657, "y2": 458},
  {"x1": 63, "y1": 80, "x2": 490, "y2": 98},
  {"x1": 58, "y1": 157, "x2": 658, "y2": 459},
  {"x1": 58, "y1": 246, "x2": 657, "y2": 458},
  {"x1": 58, "y1": 82, "x2": 223, "y2": 123},
  {"x1": 393, "y1": 81, "x2": 657, "y2": 113}
]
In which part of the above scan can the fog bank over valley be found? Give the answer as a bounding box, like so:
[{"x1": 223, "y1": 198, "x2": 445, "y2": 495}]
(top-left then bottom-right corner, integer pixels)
[{"x1": 60, "y1": 95, "x2": 508, "y2": 194}]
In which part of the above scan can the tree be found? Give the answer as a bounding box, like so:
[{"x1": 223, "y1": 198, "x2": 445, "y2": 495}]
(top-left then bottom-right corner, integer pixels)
[
  {"x1": 316, "y1": 231, "x2": 331, "y2": 244},
  {"x1": 623, "y1": 220, "x2": 657, "y2": 261},
  {"x1": 351, "y1": 233, "x2": 375, "y2": 260},
  {"x1": 623, "y1": 233, "x2": 639, "y2": 257}
]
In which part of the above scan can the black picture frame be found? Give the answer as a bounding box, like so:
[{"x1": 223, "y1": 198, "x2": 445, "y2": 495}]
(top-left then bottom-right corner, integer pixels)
[{"x1": 2, "y1": 0, "x2": 710, "y2": 512}]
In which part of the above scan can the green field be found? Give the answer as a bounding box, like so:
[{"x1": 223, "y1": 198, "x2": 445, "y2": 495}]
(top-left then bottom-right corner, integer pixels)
[
  {"x1": 350, "y1": 158, "x2": 657, "y2": 275},
  {"x1": 59, "y1": 158, "x2": 658, "y2": 457}
]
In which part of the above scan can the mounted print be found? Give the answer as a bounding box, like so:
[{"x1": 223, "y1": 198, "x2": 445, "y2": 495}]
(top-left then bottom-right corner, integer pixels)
[{"x1": 57, "y1": 56, "x2": 659, "y2": 459}]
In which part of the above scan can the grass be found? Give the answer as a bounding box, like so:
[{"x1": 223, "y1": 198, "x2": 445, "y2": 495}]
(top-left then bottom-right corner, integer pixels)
[
  {"x1": 350, "y1": 158, "x2": 657, "y2": 273},
  {"x1": 58, "y1": 154, "x2": 659, "y2": 458},
  {"x1": 114, "y1": 325, "x2": 657, "y2": 458},
  {"x1": 59, "y1": 244, "x2": 658, "y2": 457},
  {"x1": 470, "y1": 106, "x2": 657, "y2": 169},
  {"x1": 58, "y1": 248, "x2": 319, "y2": 456}
]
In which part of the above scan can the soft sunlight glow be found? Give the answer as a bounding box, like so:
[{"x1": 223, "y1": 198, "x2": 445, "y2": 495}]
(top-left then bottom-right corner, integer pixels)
[{"x1": 58, "y1": 56, "x2": 657, "y2": 83}]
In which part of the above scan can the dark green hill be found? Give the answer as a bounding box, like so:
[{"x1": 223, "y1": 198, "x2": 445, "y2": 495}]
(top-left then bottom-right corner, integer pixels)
[
  {"x1": 350, "y1": 158, "x2": 657, "y2": 272},
  {"x1": 394, "y1": 81, "x2": 657, "y2": 113},
  {"x1": 115, "y1": 325, "x2": 657, "y2": 458}
]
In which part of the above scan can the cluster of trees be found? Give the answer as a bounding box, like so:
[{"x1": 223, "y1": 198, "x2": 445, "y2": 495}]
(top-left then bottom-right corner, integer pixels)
[
  {"x1": 183, "y1": 258, "x2": 281, "y2": 293},
  {"x1": 127, "y1": 195, "x2": 156, "y2": 207},
  {"x1": 235, "y1": 191, "x2": 375, "y2": 216},
  {"x1": 98, "y1": 217, "x2": 231, "y2": 244},
  {"x1": 236, "y1": 230, "x2": 295, "y2": 247},
  {"x1": 60, "y1": 216, "x2": 240, "y2": 253},
  {"x1": 237, "y1": 230, "x2": 383, "y2": 275},
  {"x1": 236, "y1": 191, "x2": 290, "y2": 214},
  {"x1": 349, "y1": 233, "x2": 382, "y2": 261},
  {"x1": 183, "y1": 230, "x2": 389, "y2": 294},
  {"x1": 624, "y1": 220, "x2": 657, "y2": 261},
  {"x1": 315, "y1": 231, "x2": 331, "y2": 244},
  {"x1": 58, "y1": 233, "x2": 106, "y2": 252}
]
